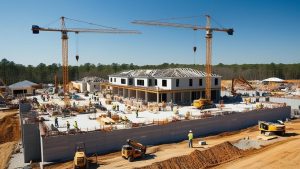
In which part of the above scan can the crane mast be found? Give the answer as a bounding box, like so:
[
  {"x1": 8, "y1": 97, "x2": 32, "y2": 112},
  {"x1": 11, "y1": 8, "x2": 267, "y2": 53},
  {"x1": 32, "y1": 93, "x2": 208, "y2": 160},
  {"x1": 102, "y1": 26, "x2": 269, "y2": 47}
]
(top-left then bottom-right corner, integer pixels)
[
  {"x1": 205, "y1": 15, "x2": 212, "y2": 100},
  {"x1": 61, "y1": 17, "x2": 70, "y2": 105},
  {"x1": 132, "y1": 15, "x2": 233, "y2": 101}
]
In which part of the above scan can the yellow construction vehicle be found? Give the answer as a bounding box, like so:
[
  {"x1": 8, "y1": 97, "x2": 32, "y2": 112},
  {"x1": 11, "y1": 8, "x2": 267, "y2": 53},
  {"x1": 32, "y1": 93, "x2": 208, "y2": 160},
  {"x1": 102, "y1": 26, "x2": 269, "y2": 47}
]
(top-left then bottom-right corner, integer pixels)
[
  {"x1": 192, "y1": 99, "x2": 216, "y2": 109},
  {"x1": 122, "y1": 139, "x2": 146, "y2": 162},
  {"x1": 73, "y1": 143, "x2": 89, "y2": 169},
  {"x1": 258, "y1": 121, "x2": 285, "y2": 136}
]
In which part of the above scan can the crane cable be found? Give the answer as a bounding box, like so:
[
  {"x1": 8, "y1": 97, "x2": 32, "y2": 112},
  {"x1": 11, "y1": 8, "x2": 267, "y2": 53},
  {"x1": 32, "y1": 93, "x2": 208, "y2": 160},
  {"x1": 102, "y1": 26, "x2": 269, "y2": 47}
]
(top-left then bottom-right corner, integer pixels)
[
  {"x1": 149, "y1": 15, "x2": 204, "y2": 22},
  {"x1": 75, "y1": 32, "x2": 80, "y2": 80},
  {"x1": 64, "y1": 17, "x2": 118, "y2": 30},
  {"x1": 76, "y1": 32, "x2": 79, "y2": 58},
  {"x1": 193, "y1": 18, "x2": 197, "y2": 65},
  {"x1": 43, "y1": 17, "x2": 61, "y2": 28}
]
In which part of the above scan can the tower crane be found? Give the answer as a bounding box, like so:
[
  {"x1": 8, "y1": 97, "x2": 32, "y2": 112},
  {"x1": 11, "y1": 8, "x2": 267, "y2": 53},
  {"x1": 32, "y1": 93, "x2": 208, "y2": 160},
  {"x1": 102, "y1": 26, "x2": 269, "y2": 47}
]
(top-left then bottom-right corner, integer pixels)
[
  {"x1": 132, "y1": 15, "x2": 233, "y2": 101},
  {"x1": 32, "y1": 16, "x2": 140, "y2": 106}
]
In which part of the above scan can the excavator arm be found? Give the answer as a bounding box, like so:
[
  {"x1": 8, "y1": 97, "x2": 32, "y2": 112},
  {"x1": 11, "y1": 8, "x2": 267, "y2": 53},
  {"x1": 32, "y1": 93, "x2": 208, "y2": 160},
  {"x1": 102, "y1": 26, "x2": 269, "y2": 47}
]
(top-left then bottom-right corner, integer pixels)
[{"x1": 231, "y1": 77, "x2": 254, "y2": 95}]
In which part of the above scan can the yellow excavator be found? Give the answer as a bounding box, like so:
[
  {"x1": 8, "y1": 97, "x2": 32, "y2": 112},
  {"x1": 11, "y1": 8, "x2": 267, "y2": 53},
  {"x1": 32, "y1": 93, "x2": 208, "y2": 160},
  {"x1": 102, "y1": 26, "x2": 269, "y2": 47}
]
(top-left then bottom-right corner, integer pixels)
[
  {"x1": 258, "y1": 121, "x2": 285, "y2": 136},
  {"x1": 192, "y1": 99, "x2": 216, "y2": 109},
  {"x1": 122, "y1": 139, "x2": 146, "y2": 162},
  {"x1": 73, "y1": 143, "x2": 89, "y2": 169}
]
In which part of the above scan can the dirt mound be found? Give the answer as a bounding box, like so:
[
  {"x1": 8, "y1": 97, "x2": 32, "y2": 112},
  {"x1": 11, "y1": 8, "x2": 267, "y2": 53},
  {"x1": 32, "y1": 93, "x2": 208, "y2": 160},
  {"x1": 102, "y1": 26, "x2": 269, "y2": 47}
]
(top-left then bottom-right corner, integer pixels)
[
  {"x1": 0, "y1": 112, "x2": 20, "y2": 144},
  {"x1": 137, "y1": 141, "x2": 243, "y2": 169},
  {"x1": 0, "y1": 141, "x2": 17, "y2": 169}
]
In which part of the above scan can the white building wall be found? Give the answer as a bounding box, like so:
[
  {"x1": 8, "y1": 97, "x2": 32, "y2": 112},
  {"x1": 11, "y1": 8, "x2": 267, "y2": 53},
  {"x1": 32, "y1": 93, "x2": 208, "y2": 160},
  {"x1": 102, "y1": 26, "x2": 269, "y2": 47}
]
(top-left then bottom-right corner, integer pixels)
[
  {"x1": 87, "y1": 82, "x2": 100, "y2": 92},
  {"x1": 170, "y1": 77, "x2": 221, "y2": 90},
  {"x1": 109, "y1": 76, "x2": 221, "y2": 90},
  {"x1": 109, "y1": 77, "x2": 128, "y2": 86},
  {"x1": 134, "y1": 78, "x2": 148, "y2": 87},
  {"x1": 170, "y1": 78, "x2": 203, "y2": 90},
  {"x1": 155, "y1": 78, "x2": 172, "y2": 90}
]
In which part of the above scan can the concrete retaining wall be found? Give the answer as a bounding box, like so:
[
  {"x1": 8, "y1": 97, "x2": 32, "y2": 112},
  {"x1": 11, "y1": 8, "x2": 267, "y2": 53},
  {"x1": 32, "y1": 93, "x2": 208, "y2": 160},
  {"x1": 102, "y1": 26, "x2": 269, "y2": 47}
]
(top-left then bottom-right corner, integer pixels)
[
  {"x1": 19, "y1": 103, "x2": 41, "y2": 163},
  {"x1": 269, "y1": 97, "x2": 300, "y2": 110},
  {"x1": 23, "y1": 123, "x2": 41, "y2": 162},
  {"x1": 42, "y1": 106, "x2": 290, "y2": 162}
]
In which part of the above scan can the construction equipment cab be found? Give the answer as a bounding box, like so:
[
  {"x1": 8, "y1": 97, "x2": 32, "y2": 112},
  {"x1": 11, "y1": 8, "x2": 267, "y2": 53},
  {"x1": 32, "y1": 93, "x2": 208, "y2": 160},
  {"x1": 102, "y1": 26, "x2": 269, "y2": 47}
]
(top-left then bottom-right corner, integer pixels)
[
  {"x1": 258, "y1": 121, "x2": 285, "y2": 136},
  {"x1": 192, "y1": 99, "x2": 216, "y2": 109},
  {"x1": 73, "y1": 142, "x2": 89, "y2": 169},
  {"x1": 122, "y1": 139, "x2": 146, "y2": 162}
]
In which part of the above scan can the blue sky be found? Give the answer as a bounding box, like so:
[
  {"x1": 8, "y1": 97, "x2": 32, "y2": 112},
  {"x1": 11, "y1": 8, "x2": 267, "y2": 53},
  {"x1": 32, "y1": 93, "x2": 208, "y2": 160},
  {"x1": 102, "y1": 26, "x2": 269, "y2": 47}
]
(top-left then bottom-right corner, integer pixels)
[{"x1": 0, "y1": 0, "x2": 299, "y2": 66}]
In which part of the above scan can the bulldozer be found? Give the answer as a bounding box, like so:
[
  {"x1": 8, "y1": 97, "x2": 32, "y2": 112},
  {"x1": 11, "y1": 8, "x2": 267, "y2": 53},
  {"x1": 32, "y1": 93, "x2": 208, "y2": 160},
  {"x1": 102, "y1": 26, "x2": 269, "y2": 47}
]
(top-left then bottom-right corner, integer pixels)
[
  {"x1": 122, "y1": 139, "x2": 146, "y2": 162},
  {"x1": 73, "y1": 142, "x2": 89, "y2": 169},
  {"x1": 192, "y1": 99, "x2": 216, "y2": 109},
  {"x1": 258, "y1": 121, "x2": 285, "y2": 136}
]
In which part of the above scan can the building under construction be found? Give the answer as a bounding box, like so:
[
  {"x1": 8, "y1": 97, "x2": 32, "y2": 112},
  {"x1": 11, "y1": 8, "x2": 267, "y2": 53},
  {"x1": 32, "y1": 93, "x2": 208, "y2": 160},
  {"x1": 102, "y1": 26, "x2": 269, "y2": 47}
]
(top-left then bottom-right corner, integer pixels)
[{"x1": 108, "y1": 68, "x2": 221, "y2": 104}]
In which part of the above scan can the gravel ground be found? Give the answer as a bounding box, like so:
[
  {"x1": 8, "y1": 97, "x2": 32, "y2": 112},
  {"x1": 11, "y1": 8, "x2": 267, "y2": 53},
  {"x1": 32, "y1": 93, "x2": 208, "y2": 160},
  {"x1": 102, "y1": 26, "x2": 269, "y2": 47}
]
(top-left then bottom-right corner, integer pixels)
[
  {"x1": 233, "y1": 138, "x2": 262, "y2": 150},
  {"x1": 8, "y1": 143, "x2": 30, "y2": 169}
]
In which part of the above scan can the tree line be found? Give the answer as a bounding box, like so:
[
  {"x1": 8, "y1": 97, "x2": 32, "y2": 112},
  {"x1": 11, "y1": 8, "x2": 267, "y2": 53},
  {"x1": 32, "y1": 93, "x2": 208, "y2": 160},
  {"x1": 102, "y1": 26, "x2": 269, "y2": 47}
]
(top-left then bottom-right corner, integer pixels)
[{"x1": 0, "y1": 58, "x2": 299, "y2": 85}]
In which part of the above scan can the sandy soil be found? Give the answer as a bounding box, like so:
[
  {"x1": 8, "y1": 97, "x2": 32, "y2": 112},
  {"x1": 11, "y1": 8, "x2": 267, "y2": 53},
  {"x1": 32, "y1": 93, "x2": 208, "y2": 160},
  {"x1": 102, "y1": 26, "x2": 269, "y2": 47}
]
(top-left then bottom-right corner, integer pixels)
[
  {"x1": 46, "y1": 119, "x2": 300, "y2": 169},
  {"x1": 0, "y1": 110, "x2": 20, "y2": 169},
  {"x1": 0, "y1": 142, "x2": 17, "y2": 169},
  {"x1": 214, "y1": 120, "x2": 300, "y2": 169}
]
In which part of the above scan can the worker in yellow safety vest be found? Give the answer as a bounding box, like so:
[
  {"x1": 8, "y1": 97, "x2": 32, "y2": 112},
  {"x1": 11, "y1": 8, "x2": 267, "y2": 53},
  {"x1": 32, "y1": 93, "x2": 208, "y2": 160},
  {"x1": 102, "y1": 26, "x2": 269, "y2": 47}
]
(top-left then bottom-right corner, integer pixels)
[
  {"x1": 188, "y1": 130, "x2": 193, "y2": 148},
  {"x1": 73, "y1": 121, "x2": 79, "y2": 130}
]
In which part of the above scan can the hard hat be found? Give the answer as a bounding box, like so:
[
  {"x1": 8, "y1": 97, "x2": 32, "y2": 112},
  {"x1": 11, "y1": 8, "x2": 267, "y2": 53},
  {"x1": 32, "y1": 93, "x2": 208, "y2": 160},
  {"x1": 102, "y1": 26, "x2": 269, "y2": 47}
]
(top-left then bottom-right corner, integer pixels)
[{"x1": 189, "y1": 130, "x2": 192, "y2": 133}]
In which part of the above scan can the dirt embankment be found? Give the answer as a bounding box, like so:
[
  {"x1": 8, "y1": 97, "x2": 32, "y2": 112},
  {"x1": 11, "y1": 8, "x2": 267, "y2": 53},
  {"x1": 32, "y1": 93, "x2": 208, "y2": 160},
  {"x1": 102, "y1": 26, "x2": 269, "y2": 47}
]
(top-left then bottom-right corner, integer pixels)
[
  {"x1": 0, "y1": 142, "x2": 16, "y2": 169},
  {"x1": 137, "y1": 141, "x2": 242, "y2": 169},
  {"x1": 0, "y1": 111, "x2": 20, "y2": 169},
  {"x1": 0, "y1": 111, "x2": 20, "y2": 144}
]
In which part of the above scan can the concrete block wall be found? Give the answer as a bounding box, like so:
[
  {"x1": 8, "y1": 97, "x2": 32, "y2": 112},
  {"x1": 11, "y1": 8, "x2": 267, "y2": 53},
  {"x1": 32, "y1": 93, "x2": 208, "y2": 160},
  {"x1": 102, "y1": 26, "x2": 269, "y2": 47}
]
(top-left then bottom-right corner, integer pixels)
[
  {"x1": 270, "y1": 97, "x2": 300, "y2": 110},
  {"x1": 19, "y1": 103, "x2": 41, "y2": 163},
  {"x1": 41, "y1": 106, "x2": 290, "y2": 162},
  {"x1": 23, "y1": 124, "x2": 41, "y2": 162}
]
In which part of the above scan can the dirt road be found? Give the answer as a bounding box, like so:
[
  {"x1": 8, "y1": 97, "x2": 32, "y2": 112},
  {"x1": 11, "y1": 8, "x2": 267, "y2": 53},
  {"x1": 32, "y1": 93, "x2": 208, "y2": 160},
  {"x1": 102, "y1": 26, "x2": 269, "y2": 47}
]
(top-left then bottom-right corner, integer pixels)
[{"x1": 215, "y1": 121, "x2": 300, "y2": 169}]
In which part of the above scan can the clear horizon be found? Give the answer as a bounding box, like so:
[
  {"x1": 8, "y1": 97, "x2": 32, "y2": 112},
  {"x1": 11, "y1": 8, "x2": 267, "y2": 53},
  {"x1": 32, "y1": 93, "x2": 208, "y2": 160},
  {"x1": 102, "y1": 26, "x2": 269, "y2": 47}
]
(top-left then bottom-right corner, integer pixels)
[{"x1": 0, "y1": 0, "x2": 299, "y2": 66}]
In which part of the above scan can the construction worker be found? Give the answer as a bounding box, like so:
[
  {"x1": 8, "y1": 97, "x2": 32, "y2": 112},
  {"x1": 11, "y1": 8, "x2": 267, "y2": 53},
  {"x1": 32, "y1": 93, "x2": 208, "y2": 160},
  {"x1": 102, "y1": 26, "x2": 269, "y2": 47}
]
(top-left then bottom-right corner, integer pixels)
[
  {"x1": 54, "y1": 117, "x2": 58, "y2": 127},
  {"x1": 188, "y1": 130, "x2": 193, "y2": 148},
  {"x1": 136, "y1": 109, "x2": 139, "y2": 118},
  {"x1": 74, "y1": 121, "x2": 79, "y2": 130},
  {"x1": 170, "y1": 101, "x2": 174, "y2": 111},
  {"x1": 66, "y1": 121, "x2": 70, "y2": 131},
  {"x1": 107, "y1": 111, "x2": 112, "y2": 118}
]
